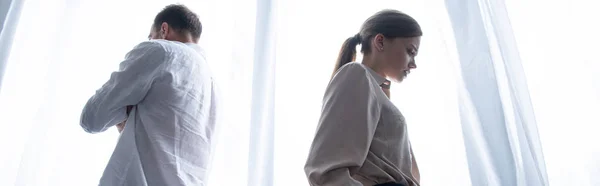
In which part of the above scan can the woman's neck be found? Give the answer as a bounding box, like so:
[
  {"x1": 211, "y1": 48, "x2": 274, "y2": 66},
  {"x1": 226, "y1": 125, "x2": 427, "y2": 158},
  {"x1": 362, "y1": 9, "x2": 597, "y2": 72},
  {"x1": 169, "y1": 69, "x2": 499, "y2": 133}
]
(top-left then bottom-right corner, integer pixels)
[
  {"x1": 361, "y1": 56, "x2": 387, "y2": 79},
  {"x1": 362, "y1": 55, "x2": 391, "y2": 98}
]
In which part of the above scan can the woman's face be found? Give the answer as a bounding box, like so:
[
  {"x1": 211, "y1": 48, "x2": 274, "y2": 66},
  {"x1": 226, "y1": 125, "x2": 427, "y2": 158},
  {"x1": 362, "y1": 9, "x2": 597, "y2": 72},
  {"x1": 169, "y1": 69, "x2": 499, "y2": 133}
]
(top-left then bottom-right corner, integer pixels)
[{"x1": 380, "y1": 36, "x2": 421, "y2": 82}]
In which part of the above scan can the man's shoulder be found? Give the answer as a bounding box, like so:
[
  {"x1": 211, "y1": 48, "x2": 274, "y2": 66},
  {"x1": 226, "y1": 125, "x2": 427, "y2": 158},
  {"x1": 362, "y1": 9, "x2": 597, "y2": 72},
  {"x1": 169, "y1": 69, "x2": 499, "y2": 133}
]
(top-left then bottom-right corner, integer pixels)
[
  {"x1": 139, "y1": 39, "x2": 190, "y2": 48},
  {"x1": 127, "y1": 40, "x2": 169, "y2": 57},
  {"x1": 132, "y1": 40, "x2": 196, "y2": 59},
  {"x1": 139, "y1": 40, "x2": 200, "y2": 55}
]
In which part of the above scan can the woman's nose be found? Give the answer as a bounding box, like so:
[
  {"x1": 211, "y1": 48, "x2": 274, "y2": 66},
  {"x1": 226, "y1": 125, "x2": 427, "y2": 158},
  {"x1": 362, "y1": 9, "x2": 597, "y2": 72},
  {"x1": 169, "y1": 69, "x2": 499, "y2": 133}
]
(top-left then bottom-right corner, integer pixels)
[{"x1": 408, "y1": 61, "x2": 417, "y2": 69}]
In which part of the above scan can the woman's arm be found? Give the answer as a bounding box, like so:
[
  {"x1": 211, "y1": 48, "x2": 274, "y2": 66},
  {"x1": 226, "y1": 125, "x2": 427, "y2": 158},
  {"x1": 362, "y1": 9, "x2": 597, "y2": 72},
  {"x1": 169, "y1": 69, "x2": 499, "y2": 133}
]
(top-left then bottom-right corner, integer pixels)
[{"x1": 304, "y1": 64, "x2": 381, "y2": 186}]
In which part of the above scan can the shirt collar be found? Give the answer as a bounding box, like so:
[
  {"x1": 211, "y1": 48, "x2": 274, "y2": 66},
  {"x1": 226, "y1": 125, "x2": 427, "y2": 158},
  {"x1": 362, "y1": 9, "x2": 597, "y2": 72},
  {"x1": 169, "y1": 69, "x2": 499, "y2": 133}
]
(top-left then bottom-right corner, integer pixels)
[
  {"x1": 185, "y1": 43, "x2": 207, "y2": 58},
  {"x1": 361, "y1": 63, "x2": 391, "y2": 89}
]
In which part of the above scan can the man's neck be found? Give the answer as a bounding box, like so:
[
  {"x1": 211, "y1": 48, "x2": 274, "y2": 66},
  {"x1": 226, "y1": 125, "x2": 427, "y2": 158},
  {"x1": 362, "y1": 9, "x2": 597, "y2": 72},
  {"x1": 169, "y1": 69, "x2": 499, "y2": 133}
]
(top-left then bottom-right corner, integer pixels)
[{"x1": 172, "y1": 34, "x2": 196, "y2": 44}]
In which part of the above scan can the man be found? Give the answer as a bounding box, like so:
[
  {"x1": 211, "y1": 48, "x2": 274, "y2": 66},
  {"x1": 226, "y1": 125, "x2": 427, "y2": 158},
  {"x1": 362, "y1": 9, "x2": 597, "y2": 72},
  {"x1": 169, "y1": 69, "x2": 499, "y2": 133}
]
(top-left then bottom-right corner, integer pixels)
[{"x1": 80, "y1": 4, "x2": 219, "y2": 186}]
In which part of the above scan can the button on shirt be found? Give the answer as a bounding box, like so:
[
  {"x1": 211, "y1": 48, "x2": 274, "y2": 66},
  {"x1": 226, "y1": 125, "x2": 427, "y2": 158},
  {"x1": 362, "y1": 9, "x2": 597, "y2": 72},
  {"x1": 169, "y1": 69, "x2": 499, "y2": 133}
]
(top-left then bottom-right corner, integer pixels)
[
  {"x1": 305, "y1": 62, "x2": 418, "y2": 186},
  {"x1": 80, "y1": 40, "x2": 220, "y2": 186}
]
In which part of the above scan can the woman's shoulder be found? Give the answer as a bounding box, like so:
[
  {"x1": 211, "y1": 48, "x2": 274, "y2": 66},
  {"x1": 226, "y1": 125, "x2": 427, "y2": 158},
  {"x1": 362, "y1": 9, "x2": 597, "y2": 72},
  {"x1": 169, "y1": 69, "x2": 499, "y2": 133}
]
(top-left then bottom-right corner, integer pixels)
[
  {"x1": 335, "y1": 62, "x2": 369, "y2": 77},
  {"x1": 330, "y1": 62, "x2": 379, "y2": 91}
]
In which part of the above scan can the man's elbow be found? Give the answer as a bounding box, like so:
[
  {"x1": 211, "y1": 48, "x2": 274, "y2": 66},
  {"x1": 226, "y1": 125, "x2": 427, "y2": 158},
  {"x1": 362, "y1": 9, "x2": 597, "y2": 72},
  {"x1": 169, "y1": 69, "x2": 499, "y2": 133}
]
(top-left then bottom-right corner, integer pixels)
[
  {"x1": 80, "y1": 113, "x2": 105, "y2": 134},
  {"x1": 80, "y1": 123, "x2": 101, "y2": 134}
]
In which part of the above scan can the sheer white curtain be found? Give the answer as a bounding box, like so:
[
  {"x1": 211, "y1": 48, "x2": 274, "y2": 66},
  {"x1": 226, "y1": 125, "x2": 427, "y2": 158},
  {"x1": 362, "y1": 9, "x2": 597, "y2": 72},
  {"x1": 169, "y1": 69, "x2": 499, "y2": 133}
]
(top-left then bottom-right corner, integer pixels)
[
  {"x1": 1, "y1": 0, "x2": 598, "y2": 185},
  {"x1": 444, "y1": 0, "x2": 600, "y2": 185},
  {"x1": 504, "y1": 0, "x2": 600, "y2": 185},
  {"x1": 445, "y1": 0, "x2": 549, "y2": 184}
]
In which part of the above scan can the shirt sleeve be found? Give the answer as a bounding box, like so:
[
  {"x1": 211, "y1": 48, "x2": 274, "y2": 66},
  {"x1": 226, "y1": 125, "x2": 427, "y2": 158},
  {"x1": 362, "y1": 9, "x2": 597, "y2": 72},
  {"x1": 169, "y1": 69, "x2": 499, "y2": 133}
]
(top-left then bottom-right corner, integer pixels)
[
  {"x1": 304, "y1": 63, "x2": 381, "y2": 186},
  {"x1": 80, "y1": 41, "x2": 167, "y2": 133}
]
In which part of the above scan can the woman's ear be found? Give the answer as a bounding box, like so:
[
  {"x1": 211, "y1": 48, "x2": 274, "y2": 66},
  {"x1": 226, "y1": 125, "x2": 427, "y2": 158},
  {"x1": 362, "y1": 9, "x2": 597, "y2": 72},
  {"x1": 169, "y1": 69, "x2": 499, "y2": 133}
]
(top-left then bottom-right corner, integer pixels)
[{"x1": 373, "y1": 34, "x2": 385, "y2": 52}]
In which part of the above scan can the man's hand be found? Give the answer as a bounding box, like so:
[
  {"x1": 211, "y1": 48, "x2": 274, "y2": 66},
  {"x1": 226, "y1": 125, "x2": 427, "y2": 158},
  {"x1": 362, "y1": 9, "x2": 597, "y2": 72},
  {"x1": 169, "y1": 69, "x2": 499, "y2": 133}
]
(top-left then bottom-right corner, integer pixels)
[
  {"x1": 116, "y1": 106, "x2": 134, "y2": 133},
  {"x1": 116, "y1": 121, "x2": 126, "y2": 133}
]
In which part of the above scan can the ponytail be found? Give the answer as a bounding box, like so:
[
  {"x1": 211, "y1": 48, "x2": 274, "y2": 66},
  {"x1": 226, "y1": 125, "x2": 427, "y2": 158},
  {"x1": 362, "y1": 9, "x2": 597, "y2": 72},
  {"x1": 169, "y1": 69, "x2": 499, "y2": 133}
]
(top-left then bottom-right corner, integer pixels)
[{"x1": 332, "y1": 33, "x2": 361, "y2": 78}]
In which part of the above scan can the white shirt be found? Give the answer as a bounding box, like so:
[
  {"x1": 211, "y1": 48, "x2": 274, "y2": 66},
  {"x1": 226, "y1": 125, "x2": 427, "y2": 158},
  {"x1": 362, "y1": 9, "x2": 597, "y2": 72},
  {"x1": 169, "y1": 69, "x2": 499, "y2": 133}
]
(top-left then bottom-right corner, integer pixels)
[
  {"x1": 80, "y1": 40, "x2": 220, "y2": 186},
  {"x1": 304, "y1": 62, "x2": 418, "y2": 186}
]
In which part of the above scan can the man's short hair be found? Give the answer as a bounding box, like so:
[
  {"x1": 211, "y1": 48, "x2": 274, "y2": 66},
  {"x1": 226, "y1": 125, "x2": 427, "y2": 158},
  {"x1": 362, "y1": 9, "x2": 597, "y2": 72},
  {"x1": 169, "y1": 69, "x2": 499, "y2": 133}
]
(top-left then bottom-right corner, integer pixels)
[{"x1": 153, "y1": 4, "x2": 202, "y2": 40}]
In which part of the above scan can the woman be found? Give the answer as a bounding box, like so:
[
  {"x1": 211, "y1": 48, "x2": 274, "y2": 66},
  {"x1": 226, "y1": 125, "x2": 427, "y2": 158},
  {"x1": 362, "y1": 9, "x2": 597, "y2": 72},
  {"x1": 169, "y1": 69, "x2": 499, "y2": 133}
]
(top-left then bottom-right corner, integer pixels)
[{"x1": 304, "y1": 10, "x2": 423, "y2": 186}]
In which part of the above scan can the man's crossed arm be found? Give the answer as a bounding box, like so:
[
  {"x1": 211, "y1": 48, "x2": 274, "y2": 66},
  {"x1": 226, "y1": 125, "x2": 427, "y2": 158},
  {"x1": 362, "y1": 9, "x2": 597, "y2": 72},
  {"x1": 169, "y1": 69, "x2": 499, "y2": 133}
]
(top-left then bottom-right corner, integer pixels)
[{"x1": 80, "y1": 41, "x2": 166, "y2": 133}]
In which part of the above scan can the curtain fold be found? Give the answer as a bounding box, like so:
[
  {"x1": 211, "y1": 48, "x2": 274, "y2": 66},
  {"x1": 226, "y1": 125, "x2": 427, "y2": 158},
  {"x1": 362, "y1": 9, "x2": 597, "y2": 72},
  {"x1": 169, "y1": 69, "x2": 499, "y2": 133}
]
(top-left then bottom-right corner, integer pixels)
[
  {"x1": 247, "y1": 0, "x2": 276, "y2": 185},
  {"x1": 444, "y1": 0, "x2": 548, "y2": 185},
  {"x1": 0, "y1": 0, "x2": 24, "y2": 92}
]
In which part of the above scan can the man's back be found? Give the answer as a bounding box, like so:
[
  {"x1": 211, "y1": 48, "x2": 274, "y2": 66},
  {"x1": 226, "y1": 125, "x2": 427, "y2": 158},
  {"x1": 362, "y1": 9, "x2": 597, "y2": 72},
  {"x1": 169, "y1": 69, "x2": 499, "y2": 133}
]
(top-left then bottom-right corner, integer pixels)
[{"x1": 81, "y1": 40, "x2": 219, "y2": 186}]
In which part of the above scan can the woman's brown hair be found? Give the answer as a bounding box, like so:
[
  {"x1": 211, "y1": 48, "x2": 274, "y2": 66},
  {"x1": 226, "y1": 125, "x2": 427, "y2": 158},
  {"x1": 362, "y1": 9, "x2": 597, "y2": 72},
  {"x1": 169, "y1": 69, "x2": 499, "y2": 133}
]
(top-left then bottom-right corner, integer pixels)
[{"x1": 333, "y1": 10, "x2": 423, "y2": 76}]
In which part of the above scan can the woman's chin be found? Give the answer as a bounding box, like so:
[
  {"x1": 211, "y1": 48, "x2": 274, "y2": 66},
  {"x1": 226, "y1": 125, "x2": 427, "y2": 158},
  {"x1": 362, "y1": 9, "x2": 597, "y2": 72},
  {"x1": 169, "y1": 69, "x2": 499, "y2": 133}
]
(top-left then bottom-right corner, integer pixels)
[{"x1": 391, "y1": 76, "x2": 405, "y2": 83}]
